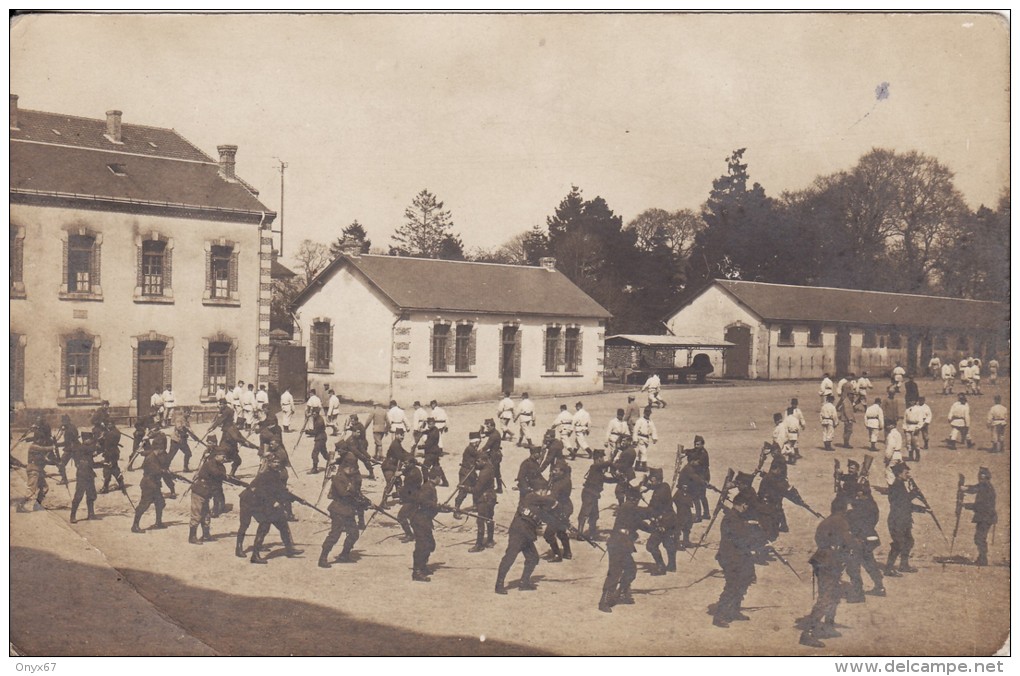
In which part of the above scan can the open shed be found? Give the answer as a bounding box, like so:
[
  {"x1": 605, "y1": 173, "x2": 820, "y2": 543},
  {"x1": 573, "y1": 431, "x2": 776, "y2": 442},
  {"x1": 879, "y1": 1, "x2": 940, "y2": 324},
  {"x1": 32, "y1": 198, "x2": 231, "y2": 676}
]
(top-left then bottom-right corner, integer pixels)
[{"x1": 605, "y1": 334, "x2": 734, "y2": 384}]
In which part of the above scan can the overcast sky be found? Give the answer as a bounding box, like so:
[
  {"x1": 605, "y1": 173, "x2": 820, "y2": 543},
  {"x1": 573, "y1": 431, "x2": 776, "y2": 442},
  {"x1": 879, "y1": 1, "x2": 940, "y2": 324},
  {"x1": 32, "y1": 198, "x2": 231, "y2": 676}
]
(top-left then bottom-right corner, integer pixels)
[{"x1": 10, "y1": 12, "x2": 1010, "y2": 266}]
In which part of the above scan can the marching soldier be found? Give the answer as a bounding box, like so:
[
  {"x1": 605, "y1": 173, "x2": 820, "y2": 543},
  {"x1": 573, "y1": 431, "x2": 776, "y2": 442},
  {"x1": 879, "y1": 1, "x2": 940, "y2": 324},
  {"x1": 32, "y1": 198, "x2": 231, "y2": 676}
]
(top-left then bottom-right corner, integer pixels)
[
  {"x1": 947, "y1": 393, "x2": 973, "y2": 450},
  {"x1": 467, "y1": 455, "x2": 498, "y2": 552},
  {"x1": 820, "y1": 395, "x2": 838, "y2": 451},
  {"x1": 599, "y1": 482, "x2": 651, "y2": 612},
  {"x1": 576, "y1": 448, "x2": 616, "y2": 541},
  {"x1": 884, "y1": 463, "x2": 926, "y2": 577},
  {"x1": 632, "y1": 407, "x2": 658, "y2": 472},
  {"x1": 514, "y1": 392, "x2": 536, "y2": 447},
  {"x1": 279, "y1": 387, "x2": 295, "y2": 432},
  {"x1": 864, "y1": 398, "x2": 884, "y2": 451},
  {"x1": 318, "y1": 455, "x2": 368, "y2": 568},
  {"x1": 711, "y1": 491, "x2": 768, "y2": 628},
  {"x1": 68, "y1": 432, "x2": 101, "y2": 523},
  {"x1": 552, "y1": 404, "x2": 574, "y2": 453},
  {"x1": 903, "y1": 398, "x2": 925, "y2": 462},
  {"x1": 798, "y1": 498, "x2": 856, "y2": 648},
  {"x1": 572, "y1": 401, "x2": 593, "y2": 460},
  {"x1": 542, "y1": 460, "x2": 574, "y2": 562},
  {"x1": 962, "y1": 467, "x2": 997, "y2": 566},
  {"x1": 189, "y1": 449, "x2": 227, "y2": 545},
  {"x1": 131, "y1": 440, "x2": 171, "y2": 533},
  {"x1": 237, "y1": 456, "x2": 304, "y2": 564},
  {"x1": 644, "y1": 467, "x2": 678, "y2": 574},
  {"x1": 495, "y1": 486, "x2": 558, "y2": 594},
  {"x1": 987, "y1": 395, "x2": 1008, "y2": 453},
  {"x1": 496, "y1": 392, "x2": 516, "y2": 441}
]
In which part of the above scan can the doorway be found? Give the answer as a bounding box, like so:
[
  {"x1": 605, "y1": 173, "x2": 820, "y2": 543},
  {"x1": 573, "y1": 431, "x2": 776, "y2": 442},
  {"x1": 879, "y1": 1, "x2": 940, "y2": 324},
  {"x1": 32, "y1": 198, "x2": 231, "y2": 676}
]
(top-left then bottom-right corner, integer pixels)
[
  {"x1": 137, "y1": 340, "x2": 166, "y2": 418},
  {"x1": 501, "y1": 326, "x2": 517, "y2": 394},
  {"x1": 835, "y1": 329, "x2": 851, "y2": 376},
  {"x1": 723, "y1": 325, "x2": 751, "y2": 378}
]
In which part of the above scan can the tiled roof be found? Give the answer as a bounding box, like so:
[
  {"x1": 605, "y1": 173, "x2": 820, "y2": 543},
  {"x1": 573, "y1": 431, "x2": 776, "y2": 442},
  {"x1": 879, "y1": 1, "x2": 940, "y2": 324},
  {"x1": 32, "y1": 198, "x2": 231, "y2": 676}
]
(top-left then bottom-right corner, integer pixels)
[
  {"x1": 686, "y1": 280, "x2": 1004, "y2": 331},
  {"x1": 10, "y1": 108, "x2": 273, "y2": 216},
  {"x1": 606, "y1": 334, "x2": 734, "y2": 348},
  {"x1": 292, "y1": 254, "x2": 612, "y2": 319}
]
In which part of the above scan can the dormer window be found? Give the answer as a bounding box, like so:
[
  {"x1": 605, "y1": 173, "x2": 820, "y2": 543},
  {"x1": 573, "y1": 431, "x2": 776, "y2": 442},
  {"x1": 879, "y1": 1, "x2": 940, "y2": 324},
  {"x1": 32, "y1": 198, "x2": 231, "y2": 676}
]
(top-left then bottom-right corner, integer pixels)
[{"x1": 107, "y1": 163, "x2": 126, "y2": 176}]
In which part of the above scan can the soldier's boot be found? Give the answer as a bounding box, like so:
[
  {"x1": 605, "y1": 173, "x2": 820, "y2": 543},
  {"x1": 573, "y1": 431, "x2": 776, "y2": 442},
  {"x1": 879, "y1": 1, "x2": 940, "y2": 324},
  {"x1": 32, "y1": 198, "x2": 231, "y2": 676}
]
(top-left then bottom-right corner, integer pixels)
[
  {"x1": 846, "y1": 586, "x2": 866, "y2": 603},
  {"x1": 280, "y1": 523, "x2": 304, "y2": 557},
  {"x1": 547, "y1": 539, "x2": 562, "y2": 562},
  {"x1": 666, "y1": 548, "x2": 677, "y2": 572},
  {"x1": 69, "y1": 507, "x2": 78, "y2": 524},
  {"x1": 650, "y1": 550, "x2": 667, "y2": 576},
  {"x1": 866, "y1": 585, "x2": 887, "y2": 596},
  {"x1": 495, "y1": 575, "x2": 508, "y2": 595},
  {"x1": 469, "y1": 538, "x2": 486, "y2": 553},
  {"x1": 412, "y1": 569, "x2": 431, "y2": 582},
  {"x1": 561, "y1": 537, "x2": 572, "y2": 560},
  {"x1": 598, "y1": 590, "x2": 614, "y2": 613},
  {"x1": 799, "y1": 629, "x2": 825, "y2": 648},
  {"x1": 947, "y1": 440, "x2": 957, "y2": 450},
  {"x1": 975, "y1": 553, "x2": 988, "y2": 566},
  {"x1": 235, "y1": 534, "x2": 247, "y2": 558},
  {"x1": 899, "y1": 555, "x2": 918, "y2": 573},
  {"x1": 131, "y1": 512, "x2": 144, "y2": 534},
  {"x1": 183, "y1": 460, "x2": 191, "y2": 472},
  {"x1": 100, "y1": 479, "x2": 110, "y2": 494},
  {"x1": 152, "y1": 508, "x2": 167, "y2": 529},
  {"x1": 616, "y1": 583, "x2": 635, "y2": 605},
  {"x1": 318, "y1": 544, "x2": 333, "y2": 569},
  {"x1": 250, "y1": 534, "x2": 268, "y2": 564},
  {"x1": 495, "y1": 477, "x2": 504, "y2": 494},
  {"x1": 189, "y1": 526, "x2": 203, "y2": 545},
  {"x1": 336, "y1": 540, "x2": 354, "y2": 563},
  {"x1": 519, "y1": 561, "x2": 539, "y2": 590}
]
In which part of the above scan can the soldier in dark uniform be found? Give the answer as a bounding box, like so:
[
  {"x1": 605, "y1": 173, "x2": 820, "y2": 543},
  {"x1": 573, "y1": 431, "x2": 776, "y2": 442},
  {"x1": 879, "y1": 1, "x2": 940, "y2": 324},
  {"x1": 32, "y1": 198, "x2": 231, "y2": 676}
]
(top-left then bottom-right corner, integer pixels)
[
  {"x1": 672, "y1": 478, "x2": 695, "y2": 550},
  {"x1": 419, "y1": 418, "x2": 448, "y2": 487},
  {"x1": 495, "y1": 487, "x2": 558, "y2": 595},
  {"x1": 68, "y1": 432, "x2": 101, "y2": 523},
  {"x1": 397, "y1": 457, "x2": 425, "y2": 541},
  {"x1": 55, "y1": 414, "x2": 79, "y2": 486},
  {"x1": 410, "y1": 466, "x2": 450, "y2": 581},
  {"x1": 132, "y1": 415, "x2": 151, "y2": 457},
  {"x1": 687, "y1": 436, "x2": 711, "y2": 522},
  {"x1": 884, "y1": 463, "x2": 927, "y2": 576},
  {"x1": 516, "y1": 443, "x2": 546, "y2": 498},
  {"x1": 131, "y1": 442, "x2": 170, "y2": 533},
  {"x1": 798, "y1": 498, "x2": 857, "y2": 648},
  {"x1": 257, "y1": 416, "x2": 283, "y2": 457},
  {"x1": 319, "y1": 456, "x2": 369, "y2": 568},
  {"x1": 307, "y1": 410, "x2": 329, "y2": 474},
  {"x1": 98, "y1": 422, "x2": 127, "y2": 496},
  {"x1": 168, "y1": 408, "x2": 194, "y2": 472},
  {"x1": 345, "y1": 413, "x2": 371, "y2": 458},
  {"x1": 23, "y1": 428, "x2": 54, "y2": 512},
  {"x1": 757, "y1": 463, "x2": 795, "y2": 534},
  {"x1": 203, "y1": 434, "x2": 229, "y2": 516},
  {"x1": 835, "y1": 459, "x2": 861, "y2": 502},
  {"x1": 454, "y1": 431, "x2": 483, "y2": 514},
  {"x1": 539, "y1": 428, "x2": 565, "y2": 473},
  {"x1": 236, "y1": 457, "x2": 303, "y2": 564},
  {"x1": 478, "y1": 418, "x2": 504, "y2": 493},
  {"x1": 335, "y1": 435, "x2": 376, "y2": 481},
  {"x1": 845, "y1": 481, "x2": 885, "y2": 599},
  {"x1": 189, "y1": 449, "x2": 227, "y2": 544},
  {"x1": 90, "y1": 401, "x2": 111, "y2": 428},
  {"x1": 576, "y1": 448, "x2": 616, "y2": 541},
  {"x1": 711, "y1": 491, "x2": 767, "y2": 628},
  {"x1": 262, "y1": 438, "x2": 295, "y2": 521},
  {"x1": 612, "y1": 438, "x2": 637, "y2": 507},
  {"x1": 963, "y1": 467, "x2": 997, "y2": 566},
  {"x1": 150, "y1": 432, "x2": 177, "y2": 498},
  {"x1": 599, "y1": 482, "x2": 651, "y2": 612},
  {"x1": 543, "y1": 460, "x2": 573, "y2": 562},
  {"x1": 467, "y1": 455, "x2": 498, "y2": 552},
  {"x1": 221, "y1": 414, "x2": 258, "y2": 477},
  {"x1": 643, "y1": 467, "x2": 678, "y2": 574},
  {"x1": 380, "y1": 428, "x2": 411, "y2": 507}
]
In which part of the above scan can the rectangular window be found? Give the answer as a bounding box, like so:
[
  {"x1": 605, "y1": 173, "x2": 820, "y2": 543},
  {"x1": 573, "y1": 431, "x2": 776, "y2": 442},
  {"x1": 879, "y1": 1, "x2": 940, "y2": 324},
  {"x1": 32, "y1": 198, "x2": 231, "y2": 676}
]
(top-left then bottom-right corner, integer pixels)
[
  {"x1": 210, "y1": 245, "x2": 232, "y2": 299},
  {"x1": 68, "y1": 235, "x2": 94, "y2": 293},
  {"x1": 142, "y1": 240, "x2": 166, "y2": 296},
  {"x1": 934, "y1": 334, "x2": 948, "y2": 350},
  {"x1": 455, "y1": 324, "x2": 472, "y2": 373},
  {"x1": 808, "y1": 325, "x2": 823, "y2": 347},
  {"x1": 311, "y1": 321, "x2": 332, "y2": 370},
  {"x1": 432, "y1": 324, "x2": 450, "y2": 372},
  {"x1": 957, "y1": 335, "x2": 969, "y2": 351},
  {"x1": 10, "y1": 226, "x2": 24, "y2": 297},
  {"x1": 207, "y1": 341, "x2": 230, "y2": 391},
  {"x1": 545, "y1": 326, "x2": 561, "y2": 371},
  {"x1": 565, "y1": 327, "x2": 580, "y2": 372},
  {"x1": 888, "y1": 332, "x2": 902, "y2": 349},
  {"x1": 863, "y1": 329, "x2": 877, "y2": 348},
  {"x1": 778, "y1": 325, "x2": 794, "y2": 346},
  {"x1": 66, "y1": 338, "x2": 92, "y2": 397}
]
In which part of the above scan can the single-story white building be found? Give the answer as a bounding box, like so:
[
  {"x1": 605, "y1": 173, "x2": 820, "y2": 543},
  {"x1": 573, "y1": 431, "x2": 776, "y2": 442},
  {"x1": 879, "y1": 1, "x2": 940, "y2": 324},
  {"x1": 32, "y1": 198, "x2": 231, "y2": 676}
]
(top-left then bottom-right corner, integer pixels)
[
  {"x1": 664, "y1": 280, "x2": 1006, "y2": 380},
  {"x1": 290, "y1": 249, "x2": 611, "y2": 404}
]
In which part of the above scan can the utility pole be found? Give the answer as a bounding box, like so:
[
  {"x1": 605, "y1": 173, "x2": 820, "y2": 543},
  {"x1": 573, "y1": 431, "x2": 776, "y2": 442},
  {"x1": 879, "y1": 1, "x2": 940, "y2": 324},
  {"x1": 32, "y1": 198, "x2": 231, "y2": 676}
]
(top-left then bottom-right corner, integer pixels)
[{"x1": 273, "y1": 158, "x2": 288, "y2": 255}]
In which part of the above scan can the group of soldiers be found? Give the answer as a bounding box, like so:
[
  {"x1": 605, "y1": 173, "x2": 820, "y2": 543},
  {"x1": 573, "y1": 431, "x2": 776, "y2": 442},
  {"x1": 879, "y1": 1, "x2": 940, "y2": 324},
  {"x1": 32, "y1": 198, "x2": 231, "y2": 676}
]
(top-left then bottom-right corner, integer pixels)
[{"x1": 10, "y1": 376, "x2": 1003, "y2": 650}]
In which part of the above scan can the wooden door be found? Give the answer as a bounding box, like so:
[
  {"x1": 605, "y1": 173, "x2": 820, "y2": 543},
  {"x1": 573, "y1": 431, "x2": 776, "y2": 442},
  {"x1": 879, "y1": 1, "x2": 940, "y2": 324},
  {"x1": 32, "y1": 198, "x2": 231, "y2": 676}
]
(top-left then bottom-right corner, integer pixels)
[{"x1": 137, "y1": 341, "x2": 165, "y2": 417}]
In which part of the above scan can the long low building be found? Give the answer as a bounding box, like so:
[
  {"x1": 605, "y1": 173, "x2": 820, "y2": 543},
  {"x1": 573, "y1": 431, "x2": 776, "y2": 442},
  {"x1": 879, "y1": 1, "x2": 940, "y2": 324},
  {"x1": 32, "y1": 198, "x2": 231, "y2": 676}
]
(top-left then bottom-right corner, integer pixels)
[
  {"x1": 290, "y1": 247, "x2": 611, "y2": 405},
  {"x1": 664, "y1": 280, "x2": 1006, "y2": 380}
]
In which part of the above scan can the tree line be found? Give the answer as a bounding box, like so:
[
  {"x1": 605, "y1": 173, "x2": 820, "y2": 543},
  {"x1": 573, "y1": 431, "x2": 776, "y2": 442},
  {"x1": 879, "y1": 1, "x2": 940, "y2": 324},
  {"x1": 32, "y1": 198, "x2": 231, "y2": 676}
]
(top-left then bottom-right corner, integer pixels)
[{"x1": 273, "y1": 148, "x2": 1009, "y2": 335}]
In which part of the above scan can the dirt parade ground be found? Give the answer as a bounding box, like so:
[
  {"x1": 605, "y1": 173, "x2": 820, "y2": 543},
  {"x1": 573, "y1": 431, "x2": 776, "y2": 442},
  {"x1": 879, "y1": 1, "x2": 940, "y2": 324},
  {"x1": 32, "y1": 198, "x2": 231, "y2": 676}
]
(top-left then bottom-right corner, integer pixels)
[{"x1": 9, "y1": 378, "x2": 1010, "y2": 657}]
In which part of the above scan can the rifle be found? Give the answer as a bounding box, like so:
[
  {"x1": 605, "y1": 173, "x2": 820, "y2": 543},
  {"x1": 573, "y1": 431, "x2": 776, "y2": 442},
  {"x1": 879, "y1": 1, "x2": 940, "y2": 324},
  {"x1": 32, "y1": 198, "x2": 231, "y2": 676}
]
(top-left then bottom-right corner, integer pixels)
[
  {"x1": 691, "y1": 468, "x2": 735, "y2": 561},
  {"x1": 315, "y1": 462, "x2": 338, "y2": 507},
  {"x1": 362, "y1": 501, "x2": 405, "y2": 527},
  {"x1": 833, "y1": 459, "x2": 841, "y2": 493},
  {"x1": 221, "y1": 473, "x2": 329, "y2": 519},
  {"x1": 671, "y1": 444, "x2": 685, "y2": 489},
  {"x1": 363, "y1": 459, "x2": 405, "y2": 529},
  {"x1": 908, "y1": 477, "x2": 948, "y2": 544},
  {"x1": 764, "y1": 544, "x2": 803, "y2": 581},
  {"x1": 949, "y1": 473, "x2": 966, "y2": 555},
  {"x1": 292, "y1": 414, "x2": 311, "y2": 451},
  {"x1": 786, "y1": 487, "x2": 823, "y2": 519},
  {"x1": 859, "y1": 455, "x2": 873, "y2": 482},
  {"x1": 752, "y1": 443, "x2": 770, "y2": 478}
]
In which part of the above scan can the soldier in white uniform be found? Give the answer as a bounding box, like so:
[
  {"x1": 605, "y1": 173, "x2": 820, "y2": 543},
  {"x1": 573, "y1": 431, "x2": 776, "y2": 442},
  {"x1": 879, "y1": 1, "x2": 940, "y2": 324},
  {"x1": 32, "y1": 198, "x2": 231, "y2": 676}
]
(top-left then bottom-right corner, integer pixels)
[
  {"x1": 987, "y1": 395, "x2": 1008, "y2": 453},
  {"x1": 864, "y1": 398, "x2": 884, "y2": 451},
  {"x1": 631, "y1": 407, "x2": 658, "y2": 472},
  {"x1": 641, "y1": 372, "x2": 665, "y2": 408},
  {"x1": 241, "y1": 384, "x2": 257, "y2": 430},
  {"x1": 783, "y1": 406, "x2": 802, "y2": 462},
  {"x1": 855, "y1": 373, "x2": 872, "y2": 409},
  {"x1": 386, "y1": 400, "x2": 408, "y2": 439},
  {"x1": 514, "y1": 392, "x2": 536, "y2": 447},
  {"x1": 791, "y1": 398, "x2": 807, "y2": 432},
  {"x1": 772, "y1": 413, "x2": 789, "y2": 458},
  {"x1": 496, "y1": 392, "x2": 516, "y2": 441},
  {"x1": 150, "y1": 389, "x2": 165, "y2": 427},
  {"x1": 161, "y1": 385, "x2": 176, "y2": 426},
  {"x1": 969, "y1": 361, "x2": 982, "y2": 395},
  {"x1": 232, "y1": 381, "x2": 246, "y2": 422},
  {"x1": 835, "y1": 373, "x2": 851, "y2": 400},
  {"x1": 959, "y1": 359, "x2": 974, "y2": 394},
  {"x1": 279, "y1": 388, "x2": 295, "y2": 432},
  {"x1": 883, "y1": 421, "x2": 904, "y2": 487},
  {"x1": 254, "y1": 384, "x2": 269, "y2": 425},
  {"x1": 891, "y1": 364, "x2": 906, "y2": 393},
  {"x1": 605, "y1": 409, "x2": 630, "y2": 454},
  {"x1": 819, "y1": 373, "x2": 834, "y2": 405},
  {"x1": 412, "y1": 400, "x2": 429, "y2": 446},
  {"x1": 988, "y1": 358, "x2": 999, "y2": 385},
  {"x1": 819, "y1": 395, "x2": 838, "y2": 451},
  {"x1": 305, "y1": 388, "x2": 323, "y2": 418},
  {"x1": 928, "y1": 354, "x2": 941, "y2": 381},
  {"x1": 572, "y1": 401, "x2": 592, "y2": 460},
  {"x1": 553, "y1": 404, "x2": 574, "y2": 452},
  {"x1": 214, "y1": 384, "x2": 228, "y2": 404},
  {"x1": 941, "y1": 361, "x2": 957, "y2": 395},
  {"x1": 430, "y1": 400, "x2": 449, "y2": 450},
  {"x1": 903, "y1": 399, "x2": 926, "y2": 462},
  {"x1": 917, "y1": 396, "x2": 932, "y2": 451},
  {"x1": 326, "y1": 389, "x2": 342, "y2": 435},
  {"x1": 947, "y1": 393, "x2": 972, "y2": 450}
]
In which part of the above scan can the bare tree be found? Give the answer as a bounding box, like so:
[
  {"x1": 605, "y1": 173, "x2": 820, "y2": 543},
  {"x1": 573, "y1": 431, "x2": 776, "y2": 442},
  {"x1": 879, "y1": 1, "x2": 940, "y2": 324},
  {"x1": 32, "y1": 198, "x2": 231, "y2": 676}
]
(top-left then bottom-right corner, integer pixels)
[
  {"x1": 293, "y1": 239, "x2": 331, "y2": 285},
  {"x1": 626, "y1": 208, "x2": 705, "y2": 259}
]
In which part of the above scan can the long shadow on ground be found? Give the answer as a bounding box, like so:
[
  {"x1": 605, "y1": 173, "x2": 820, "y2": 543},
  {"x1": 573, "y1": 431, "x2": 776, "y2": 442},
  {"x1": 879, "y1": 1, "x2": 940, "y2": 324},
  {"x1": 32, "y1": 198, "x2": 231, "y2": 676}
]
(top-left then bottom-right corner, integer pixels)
[{"x1": 10, "y1": 546, "x2": 553, "y2": 657}]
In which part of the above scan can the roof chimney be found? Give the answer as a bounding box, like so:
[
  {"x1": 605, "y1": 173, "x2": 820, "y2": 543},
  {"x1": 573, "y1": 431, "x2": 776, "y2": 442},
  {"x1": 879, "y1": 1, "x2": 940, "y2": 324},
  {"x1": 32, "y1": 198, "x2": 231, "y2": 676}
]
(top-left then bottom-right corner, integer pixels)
[
  {"x1": 9, "y1": 94, "x2": 18, "y2": 129},
  {"x1": 105, "y1": 110, "x2": 123, "y2": 143},
  {"x1": 539, "y1": 257, "x2": 557, "y2": 271},
  {"x1": 217, "y1": 145, "x2": 238, "y2": 181},
  {"x1": 339, "y1": 236, "x2": 363, "y2": 258}
]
